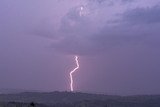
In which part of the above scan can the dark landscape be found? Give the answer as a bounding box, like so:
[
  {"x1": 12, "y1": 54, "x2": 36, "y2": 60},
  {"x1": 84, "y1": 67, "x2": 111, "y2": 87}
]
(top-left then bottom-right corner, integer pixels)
[{"x1": 0, "y1": 91, "x2": 160, "y2": 107}]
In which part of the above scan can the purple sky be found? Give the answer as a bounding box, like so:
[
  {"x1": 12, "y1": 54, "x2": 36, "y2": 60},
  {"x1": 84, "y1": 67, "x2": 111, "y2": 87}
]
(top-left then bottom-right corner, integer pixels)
[{"x1": 0, "y1": 0, "x2": 160, "y2": 95}]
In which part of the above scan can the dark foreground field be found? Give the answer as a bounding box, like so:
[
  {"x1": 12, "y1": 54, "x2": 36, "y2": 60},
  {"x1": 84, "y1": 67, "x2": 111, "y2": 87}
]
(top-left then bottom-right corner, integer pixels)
[{"x1": 0, "y1": 91, "x2": 160, "y2": 107}]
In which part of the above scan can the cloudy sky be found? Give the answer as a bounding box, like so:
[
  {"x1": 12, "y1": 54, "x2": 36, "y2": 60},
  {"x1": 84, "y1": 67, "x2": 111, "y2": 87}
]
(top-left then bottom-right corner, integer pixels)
[{"x1": 0, "y1": 0, "x2": 160, "y2": 95}]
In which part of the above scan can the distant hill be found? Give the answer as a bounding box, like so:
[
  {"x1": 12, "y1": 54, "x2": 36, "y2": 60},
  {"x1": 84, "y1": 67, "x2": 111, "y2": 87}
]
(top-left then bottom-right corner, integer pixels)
[
  {"x1": 0, "y1": 88, "x2": 41, "y2": 94},
  {"x1": 0, "y1": 91, "x2": 160, "y2": 107}
]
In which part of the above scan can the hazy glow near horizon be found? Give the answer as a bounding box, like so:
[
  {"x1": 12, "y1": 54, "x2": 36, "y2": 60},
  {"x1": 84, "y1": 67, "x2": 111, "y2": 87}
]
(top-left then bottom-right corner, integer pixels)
[{"x1": 69, "y1": 56, "x2": 80, "y2": 91}]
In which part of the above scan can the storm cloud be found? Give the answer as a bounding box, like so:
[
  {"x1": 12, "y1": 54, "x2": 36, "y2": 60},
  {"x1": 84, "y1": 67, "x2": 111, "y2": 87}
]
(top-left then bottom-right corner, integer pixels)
[{"x1": 36, "y1": 0, "x2": 160, "y2": 55}]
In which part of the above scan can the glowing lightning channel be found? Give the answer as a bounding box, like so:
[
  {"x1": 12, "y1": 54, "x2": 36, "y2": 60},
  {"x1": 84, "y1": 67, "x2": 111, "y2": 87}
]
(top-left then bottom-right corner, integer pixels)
[
  {"x1": 69, "y1": 56, "x2": 80, "y2": 91},
  {"x1": 79, "y1": 6, "x2": 84, "y2": 17}
]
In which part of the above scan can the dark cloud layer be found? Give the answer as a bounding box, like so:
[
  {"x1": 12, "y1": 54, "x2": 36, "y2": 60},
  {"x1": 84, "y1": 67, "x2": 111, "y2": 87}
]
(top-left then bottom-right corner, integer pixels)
[
  {"x1": 48, "y1": 1, "x2": 160, "y2": 56},
  {"x1": 123, "y1": 5, "x2": 160, "y2": 24}
]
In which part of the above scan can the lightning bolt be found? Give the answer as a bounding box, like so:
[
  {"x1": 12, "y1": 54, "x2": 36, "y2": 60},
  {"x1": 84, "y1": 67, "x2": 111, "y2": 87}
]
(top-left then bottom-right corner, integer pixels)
[
  {"x1": 70, "y1": 56, "x2": 79, "y2": 91},
  {"x1": 79, "y1": 6, "x2": 84, "y2": 16}
]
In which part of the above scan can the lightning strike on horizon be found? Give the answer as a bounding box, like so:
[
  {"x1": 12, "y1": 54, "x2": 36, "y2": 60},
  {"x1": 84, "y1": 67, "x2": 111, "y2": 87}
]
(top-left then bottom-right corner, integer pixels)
[{"x1": 69, "y1": 56, "x2": 80, "y2": 91}]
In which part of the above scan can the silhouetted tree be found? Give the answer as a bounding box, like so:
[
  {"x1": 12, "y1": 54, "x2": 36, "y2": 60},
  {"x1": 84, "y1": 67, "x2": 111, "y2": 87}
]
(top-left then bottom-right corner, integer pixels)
[{"x1": 30, "y1": 102, "x2": 35, "y2": 107}]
